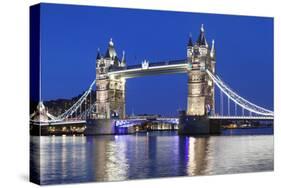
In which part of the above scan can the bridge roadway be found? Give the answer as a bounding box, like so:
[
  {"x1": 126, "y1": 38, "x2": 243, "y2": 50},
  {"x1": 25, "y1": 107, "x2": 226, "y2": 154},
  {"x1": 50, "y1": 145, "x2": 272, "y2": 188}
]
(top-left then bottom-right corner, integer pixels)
[
  {"x1": 31, "y1": 116, "x2": 273, "y2": 127},
  {"x1": 208, "y1": 116, "x2": 274, "y2": 120},
  {"x1": 107, "y1": 59, "x2": 188, "y2": 78},
  {"x1": 31, "y1": 120, "x2": 86, "y2": 126},
  {"x1": 115, "y1": 117, "x2": 179, "y2": 127},
  {"x1": 116, "y1": 116, "x2": 273, "y2": 127}
]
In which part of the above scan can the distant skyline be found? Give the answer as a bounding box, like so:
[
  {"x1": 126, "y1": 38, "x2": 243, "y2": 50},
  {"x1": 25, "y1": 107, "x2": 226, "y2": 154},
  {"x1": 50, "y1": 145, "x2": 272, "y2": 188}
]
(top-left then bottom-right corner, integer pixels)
[{"x1": 40, "y1": 3, "x2": 273, "y2": 116}]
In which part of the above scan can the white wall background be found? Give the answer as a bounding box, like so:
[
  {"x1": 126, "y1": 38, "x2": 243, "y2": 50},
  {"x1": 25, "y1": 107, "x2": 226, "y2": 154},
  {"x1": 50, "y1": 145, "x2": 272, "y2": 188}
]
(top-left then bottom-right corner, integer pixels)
[{"x1": 0, "y1": 0, "x2": 279, "y2": 187}]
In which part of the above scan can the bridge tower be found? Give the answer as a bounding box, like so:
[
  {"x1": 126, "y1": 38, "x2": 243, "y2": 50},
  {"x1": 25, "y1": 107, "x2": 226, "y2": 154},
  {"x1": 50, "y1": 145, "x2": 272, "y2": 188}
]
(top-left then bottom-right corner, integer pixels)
[
  {"x1": 179, "y1": 24, "x2": 219, "y2": 135},
  {"x1": 95, "y1": 38, "x2": 126, "y2": 119},
  {"x1": 186, "y1": 24, "x2": 216, "y2": 116}
]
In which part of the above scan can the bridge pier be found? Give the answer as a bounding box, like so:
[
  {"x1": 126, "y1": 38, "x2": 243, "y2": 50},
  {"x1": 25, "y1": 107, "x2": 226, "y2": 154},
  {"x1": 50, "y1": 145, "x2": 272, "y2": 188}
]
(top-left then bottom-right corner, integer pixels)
[{"x1": 178, "y1": 111, "x2": 220, "y2": 135}]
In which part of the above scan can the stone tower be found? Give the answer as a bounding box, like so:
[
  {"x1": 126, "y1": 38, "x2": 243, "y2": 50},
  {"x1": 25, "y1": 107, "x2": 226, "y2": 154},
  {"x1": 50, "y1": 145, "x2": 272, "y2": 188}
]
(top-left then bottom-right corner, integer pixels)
[
  {"x1": 95, "y1": 38, "x2": 126, "y2": 119},
  {"x1": 186, "y1": 24, "x2": 216, "y2": 116}
]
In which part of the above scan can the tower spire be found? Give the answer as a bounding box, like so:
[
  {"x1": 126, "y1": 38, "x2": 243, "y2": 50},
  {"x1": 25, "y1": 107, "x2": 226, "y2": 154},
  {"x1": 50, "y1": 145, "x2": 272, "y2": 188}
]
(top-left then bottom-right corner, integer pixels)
[
  {"x1": 188, "y1": 33, "x2": 193, "y2": 47},
  {"x1": 201, "y1": 24, "x2": 204, "y2": 32},
  {"x1": 96, "y1": 48, "x2": 101, "y2": 60},
  {"x1": 109, "y1": 37, "x2": 114, "y2": 46},
  {"x1": 211, "y1": 40, "x2": 215, "y2": 51},
  {"x1": 197, "y1": 24, "x2": 208, "y2": 46},
  {"x1": 210, "y1": 39, "x2": 216, "y2": 58},
  {"x1": 121, "y1": 50, "x2": 126, "y2": 66},
  {"x1": 105, "y1": 37, "x2": 117, "y2": 59}
]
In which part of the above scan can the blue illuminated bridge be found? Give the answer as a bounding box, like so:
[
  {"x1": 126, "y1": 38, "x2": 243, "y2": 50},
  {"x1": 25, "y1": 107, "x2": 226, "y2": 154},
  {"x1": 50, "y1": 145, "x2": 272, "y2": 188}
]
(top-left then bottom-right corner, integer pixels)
[
  {"x1": 30, "y1": 58, "x2": 273, "y2": 127},
  {"x1": 30, "y1": 58, "x2": 274, "y2": 126},
  {"x1": 30, "y1": 25, "x2": 273, "y2": 134}
]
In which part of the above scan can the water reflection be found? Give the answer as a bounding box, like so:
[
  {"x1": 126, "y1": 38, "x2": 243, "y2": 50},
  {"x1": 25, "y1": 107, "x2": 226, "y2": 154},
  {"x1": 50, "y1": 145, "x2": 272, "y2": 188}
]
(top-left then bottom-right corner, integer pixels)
[
  {"x1": 31, "y1": 129, "x2": 273, "y2": 185},
  {"x1": 187, "y1": 137, "x2": 210, "y2": 176},
  {"x1": 83, "y1": 136, "x2": 128, "y2": 181}
]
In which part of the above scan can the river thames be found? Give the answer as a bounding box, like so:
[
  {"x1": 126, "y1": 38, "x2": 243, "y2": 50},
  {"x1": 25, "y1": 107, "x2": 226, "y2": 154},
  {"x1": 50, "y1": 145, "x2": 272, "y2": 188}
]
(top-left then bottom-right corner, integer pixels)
[{"x1": 30, "y1": 128, "x2": 273, "y2": 185}]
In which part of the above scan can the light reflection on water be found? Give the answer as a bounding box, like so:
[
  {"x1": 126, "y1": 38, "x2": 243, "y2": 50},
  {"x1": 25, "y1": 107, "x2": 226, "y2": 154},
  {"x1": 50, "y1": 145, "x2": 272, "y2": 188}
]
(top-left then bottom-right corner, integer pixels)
[{"x1": 30, "y1": 129, "x2": 273, "y2": 185}]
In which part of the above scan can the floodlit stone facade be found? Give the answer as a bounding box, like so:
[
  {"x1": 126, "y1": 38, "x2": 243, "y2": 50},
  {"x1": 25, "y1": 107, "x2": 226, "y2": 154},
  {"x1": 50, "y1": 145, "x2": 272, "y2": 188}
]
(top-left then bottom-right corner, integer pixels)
[
  {"x1": 95, "y1": 39, "x2": 126, "y2": 119},
  {"x1": 95, "y1": 25, "x2": 216, "y2": 119},
  {"x1": 187, "y1": 24, "x2": 216, "y2": 116}
]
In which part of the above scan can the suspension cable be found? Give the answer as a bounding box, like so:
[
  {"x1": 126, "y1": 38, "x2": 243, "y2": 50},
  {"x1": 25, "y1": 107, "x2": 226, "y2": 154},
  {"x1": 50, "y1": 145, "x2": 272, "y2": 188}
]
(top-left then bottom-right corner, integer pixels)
[
  {"x1": 206, "y1": 70, "x2": 273, "y2": 116},
  {"x1": 56, "y1": 79, "x2": 96, "y2": 120}
]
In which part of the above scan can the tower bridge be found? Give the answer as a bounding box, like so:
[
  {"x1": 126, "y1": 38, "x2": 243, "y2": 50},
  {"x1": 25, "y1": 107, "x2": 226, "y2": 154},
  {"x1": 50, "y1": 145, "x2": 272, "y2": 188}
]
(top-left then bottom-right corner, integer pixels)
[
  {"x1": 30, "y1": 24, "x2": 274, "y2": 135},
  {"x1": 94, "y1": 24, "x2": 216, "y2": 120}
]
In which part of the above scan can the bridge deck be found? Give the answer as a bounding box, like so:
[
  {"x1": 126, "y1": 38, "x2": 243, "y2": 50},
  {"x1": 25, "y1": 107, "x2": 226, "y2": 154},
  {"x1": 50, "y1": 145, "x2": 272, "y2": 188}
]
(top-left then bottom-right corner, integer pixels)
[
  {"x1": 31, "y1": 120, "x2": 86, "y2": 126},
  {"x1": 208, "y1": 116, "x2": 274, "y2": 120},
  {"x1": 32, "y1": 116, "x2": 273, "y2": 127},
  {"x1": 108, "y1": 59, "x2": 188, "y2": 78}
]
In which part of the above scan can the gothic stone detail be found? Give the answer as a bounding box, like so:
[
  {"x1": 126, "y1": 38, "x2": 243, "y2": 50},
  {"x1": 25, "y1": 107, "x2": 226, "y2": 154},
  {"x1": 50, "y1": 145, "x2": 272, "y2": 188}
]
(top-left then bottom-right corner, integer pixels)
[
  {"x1": 94, "y1": 25, "x2": 216, "y2": 119},
  {"x1": 187, "y1": 24, "x2": 216, "y2": 116},
  {"x1": 95, "y1": 39, "x2": 126, "y2": 119}
]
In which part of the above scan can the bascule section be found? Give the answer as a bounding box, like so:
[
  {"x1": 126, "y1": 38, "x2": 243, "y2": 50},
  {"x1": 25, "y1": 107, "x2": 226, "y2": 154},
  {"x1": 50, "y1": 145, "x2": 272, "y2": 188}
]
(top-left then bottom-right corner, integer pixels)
[
  {"x1": 95, "y1": 38, "x2": 126, "y2": 119},
  {"x1": 186, "y1": 24, "x2": 215, "y2": 116}
]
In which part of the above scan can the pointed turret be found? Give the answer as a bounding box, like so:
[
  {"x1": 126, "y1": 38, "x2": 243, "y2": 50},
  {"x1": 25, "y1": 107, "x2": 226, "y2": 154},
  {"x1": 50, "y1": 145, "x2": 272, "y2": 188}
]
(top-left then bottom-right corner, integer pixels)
[
  {"x1": 187, "y1": 33, "x2": 193, "y2": 47},
  {"x1": 96, "y1": 48, "x2": 101, "y2": 60},
  {"x1": 105, "y1": 38, "x2": 117, "y2": 59},
  {"x1": 188, "y1": 33, "x2": 193, "y2": 47},
  {"x1": 210, "y1": 39, "x2": 216, "y2": 59},
  {"x1": 37, "y1": 101, "x2": 46, "y2": 112},
  {"x1": 197, "y1": 24, "x2": 208, "y2": 47},
  {"x1": 121, "y1": 50, "x2": 126, "y2": 67},
  {"x1": 30, "y1": 101, "x2": 49, "y2": 122}
]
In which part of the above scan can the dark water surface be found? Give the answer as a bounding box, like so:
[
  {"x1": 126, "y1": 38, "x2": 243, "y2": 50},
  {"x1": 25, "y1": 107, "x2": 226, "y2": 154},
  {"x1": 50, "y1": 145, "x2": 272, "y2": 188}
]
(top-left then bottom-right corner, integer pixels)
[{"x1": 30, "y1": 128, "x2": 273, "y2": 185}]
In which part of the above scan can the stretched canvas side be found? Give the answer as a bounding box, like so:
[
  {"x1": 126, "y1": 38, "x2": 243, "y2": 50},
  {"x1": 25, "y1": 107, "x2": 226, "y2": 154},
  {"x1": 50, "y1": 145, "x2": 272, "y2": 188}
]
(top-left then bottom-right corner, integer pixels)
[{"x1": 29, "y1": 4, "x2": 41, "y2": 185}]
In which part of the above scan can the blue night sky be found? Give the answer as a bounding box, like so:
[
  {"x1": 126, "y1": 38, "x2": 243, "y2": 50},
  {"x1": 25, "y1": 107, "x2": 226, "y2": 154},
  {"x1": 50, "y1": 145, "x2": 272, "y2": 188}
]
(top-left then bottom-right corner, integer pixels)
[{"x1": 40, "y1": 3, "x2": 273, "y2": 116}]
